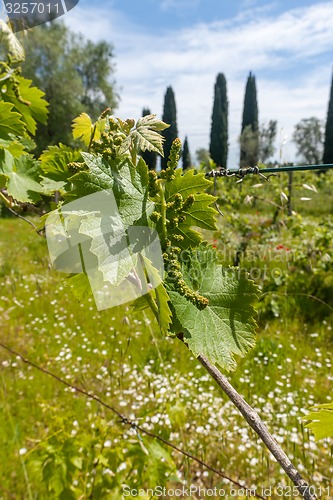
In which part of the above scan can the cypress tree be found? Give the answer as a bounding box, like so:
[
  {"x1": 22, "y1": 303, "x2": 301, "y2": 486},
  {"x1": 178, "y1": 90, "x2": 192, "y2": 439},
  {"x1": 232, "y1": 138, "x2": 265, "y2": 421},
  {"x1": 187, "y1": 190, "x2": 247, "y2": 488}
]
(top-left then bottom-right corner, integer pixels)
[
  {"x1": 209, "y1": 73, "x2": 228, "y2": 167},
  {"x1": 323, "y1": 70, "x2": 333, "y2": 164},
  {"x1": 240, "y1": 72, "x2": 259, "y2": 167},
  {"x1": 182, "y1": 136, "x2": 191, "y2": 171},
  {"x1": 161, "y1": 86, "x2": 178, "y2": 169},
  {"x1": 140, "y1": 108, "x2": 157, "y2": 170}
]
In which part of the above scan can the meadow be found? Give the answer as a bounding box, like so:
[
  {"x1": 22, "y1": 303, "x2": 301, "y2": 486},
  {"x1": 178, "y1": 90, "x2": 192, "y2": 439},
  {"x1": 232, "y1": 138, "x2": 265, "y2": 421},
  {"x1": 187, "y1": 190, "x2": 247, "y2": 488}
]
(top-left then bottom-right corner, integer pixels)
[{"x1": 0, "y1": 170, "x2": 332, "y2": 499}]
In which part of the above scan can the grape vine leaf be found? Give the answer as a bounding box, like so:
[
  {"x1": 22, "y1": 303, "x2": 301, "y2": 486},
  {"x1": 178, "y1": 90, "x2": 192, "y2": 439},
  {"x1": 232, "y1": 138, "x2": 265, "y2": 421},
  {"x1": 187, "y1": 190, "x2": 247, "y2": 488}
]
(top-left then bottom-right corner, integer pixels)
[
  {"x1": 64, "y1": 154, "x2": 153, "y2": 286},
  {"x1": 165, "y1": 169, "x2": 217, "y2": 248},
  {"x1": 64, "y1": 273, "x2": 92, "y2": 301},
  {"x1": 0, "y1": 149, "x2": 43, "y2": 202},
  {"x1": 40, "y1": 177, "x2": 67, "y2": 196},
  {"x1": 72, "y1": 112, "x2": 106, "y2": 147},
  {"x1": 67, "y1": 154, "x2": 153, "y2": 225},
  {"x1": 39, "y1": 144, "x2": 82, "y2": 190},
  {"x1": 0, "y1": 101, "x2": 25, "y2": 139},
  {"x1": 2, "y1": 76, "x2": 48, "y2": 135},
  {"x1": 0, "y1": 136, "x2": 27, "y2": 157},
  {"x1": 40, "y1": 144, "x2": 81, "y2": 177},
  {"x1": 119, "y1": 114, "x2": 169, "y2": 156},
  {"x1": 302, "y1": 403, "x2": 333, "y2": 440},
  {"x1": 167, "y1": 247, "x2": 258, "y2": 371},
  {"x1": 65, "y1": 153, "x2": 115, "y2": 199}
]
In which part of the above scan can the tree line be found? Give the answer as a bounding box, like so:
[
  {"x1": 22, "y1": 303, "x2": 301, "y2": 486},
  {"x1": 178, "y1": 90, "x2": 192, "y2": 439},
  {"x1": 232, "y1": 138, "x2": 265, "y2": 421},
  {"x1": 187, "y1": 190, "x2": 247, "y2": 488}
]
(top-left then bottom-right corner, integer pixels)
[
  {"x1": 19, "y1": 21, "x2": 333, "y2": 170},
  {"x1": 158, "y1": 71, "x2": 333, "y2": 170}
]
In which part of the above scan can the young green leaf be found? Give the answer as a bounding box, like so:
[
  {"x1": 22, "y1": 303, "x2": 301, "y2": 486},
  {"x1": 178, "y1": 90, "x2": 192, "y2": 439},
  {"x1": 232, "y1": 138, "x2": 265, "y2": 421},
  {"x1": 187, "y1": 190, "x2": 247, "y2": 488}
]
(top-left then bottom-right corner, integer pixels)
[
  {"x1": 72, "y1": 113, "x2": 94, "y2": 146},
  {"x1": 163, "y1": 169, "x2": 218, "y2": 248},
  {"x1": 0, "y1": 137, "x2": 27, "y2": 157},
  {"x1": 40, "y1": 177, "x2": 67, "y2": 196},
  {"x1": 72, "y1": 113, "x2": 106, "y2": 147},
  {"x1": 165, "y1": 168, "x2": 213, "y2": 200},
  {"x1": 2, "y1": 76, "x2": 48, "y2": 135},
  {"x1": 302, "y1": 402, "x2": 333, "y2": 440},
  {"x1": 0, "y1": 101, "x2": 25, "y2": 139},
  {"x1": 119, "y1": 114, "x2": 169, "y2": 156},
  {"x1": 39, "y1": 144, "x2": 82, "y2": 182}
]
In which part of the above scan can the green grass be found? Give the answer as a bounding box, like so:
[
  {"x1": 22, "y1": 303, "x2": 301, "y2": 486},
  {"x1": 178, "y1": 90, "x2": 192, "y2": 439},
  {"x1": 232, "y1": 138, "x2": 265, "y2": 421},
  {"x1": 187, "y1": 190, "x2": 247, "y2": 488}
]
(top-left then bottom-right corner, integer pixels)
[{"x1": 0, "y1": 212, "x2": 332, "y2": 499}]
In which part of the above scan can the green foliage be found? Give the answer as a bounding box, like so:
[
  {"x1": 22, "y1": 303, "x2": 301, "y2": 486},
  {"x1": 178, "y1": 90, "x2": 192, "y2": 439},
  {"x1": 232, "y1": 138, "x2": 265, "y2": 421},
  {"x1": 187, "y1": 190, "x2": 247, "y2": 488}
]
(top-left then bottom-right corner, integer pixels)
[
  {"x1": 0, "y1": 27, "x2": 48, "y2": 203},
  {"x1": 0, "y1": 101, "x2": 25, "y2": 139},
  {"x1": 293, "y1": 117, "x2": 324, "y2": 165},
  {"x1": 2, "y1": 75, "x2": 48, "y2": 135},
  {"x1": 239, "y1": 125, "x2": 259, "y2": 170},
  {"x1": 259, "y1": 120, "x2": 277, "y2": 164},
  {"x1": 30, "y1": 435, "x2": 82, "y2": 498},
  {"x1": 209, "y1": 73, "x2": 228, "y2": 167},
  {"x1": 20, "y1": 21, "x2": 118, "y2": 154},
  {"x1": 72, "y1": 112, "x2": 106, "y2": 147},
  {"x1": 0, "y1": 149, "x2": 43, "y2": 202},
  {"x1": 195, "y1": 147, "x2": 211, "y2": 171},
  {"x1": 27, "y1": 414, "x2": 177, "y2": 499},
  {"x1": 39, "y1": 144, "x2": 82, "y2": 195},
  {"x1": 0, "y1": 23, "x2": 49, "y2": 138},
  {"x1": 303, "y1": 403, "x2": 333, "y2": 440}
]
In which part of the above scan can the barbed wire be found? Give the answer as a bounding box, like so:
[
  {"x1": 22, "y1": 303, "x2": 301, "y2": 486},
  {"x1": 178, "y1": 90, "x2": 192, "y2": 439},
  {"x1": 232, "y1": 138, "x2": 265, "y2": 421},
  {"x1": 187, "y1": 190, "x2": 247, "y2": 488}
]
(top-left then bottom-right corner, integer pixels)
[{"x1": 205, "y1": 163, "x2": 333, "y2": 182}]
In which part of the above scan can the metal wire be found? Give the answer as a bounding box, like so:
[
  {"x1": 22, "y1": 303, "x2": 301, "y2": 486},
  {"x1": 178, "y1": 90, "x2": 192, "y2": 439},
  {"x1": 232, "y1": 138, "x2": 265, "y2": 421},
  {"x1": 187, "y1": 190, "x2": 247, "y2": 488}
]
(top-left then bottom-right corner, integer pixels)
[{"x1": 205, "y1": 164, "x2": 333, "y2": 180}]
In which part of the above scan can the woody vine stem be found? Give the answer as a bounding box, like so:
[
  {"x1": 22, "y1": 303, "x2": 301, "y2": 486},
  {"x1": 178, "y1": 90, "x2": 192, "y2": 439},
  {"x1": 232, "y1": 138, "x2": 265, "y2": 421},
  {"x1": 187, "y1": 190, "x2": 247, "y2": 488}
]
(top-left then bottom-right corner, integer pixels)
[{"x1": 195, "y1": 349, "x2": 317, "y2": 500}]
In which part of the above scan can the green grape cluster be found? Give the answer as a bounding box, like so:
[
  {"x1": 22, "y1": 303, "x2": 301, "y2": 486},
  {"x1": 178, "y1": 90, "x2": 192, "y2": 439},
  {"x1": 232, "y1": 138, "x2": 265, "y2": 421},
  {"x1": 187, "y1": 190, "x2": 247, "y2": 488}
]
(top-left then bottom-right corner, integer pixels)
[
  {"x1": 166, "y1": 192, "x2": 194, "y2": 238},
  {"x1": 163, "y1": 248, "x2": 208, "y2": 310},
  {"x1": 148, "y1": 170, "x2": 159, "y2": 198},
  {"x1": 92, "y1": 117, "x2": 126, "y2": 158},
  {"x1": 147, "y1": 138, "x2": 208, "y2": 310},
  {"x1": 160, "y1": 138, "x2": 181, "y2": 181},
  {"x1": 68, "y1": 161, "x2": 85, "y2": 173}
]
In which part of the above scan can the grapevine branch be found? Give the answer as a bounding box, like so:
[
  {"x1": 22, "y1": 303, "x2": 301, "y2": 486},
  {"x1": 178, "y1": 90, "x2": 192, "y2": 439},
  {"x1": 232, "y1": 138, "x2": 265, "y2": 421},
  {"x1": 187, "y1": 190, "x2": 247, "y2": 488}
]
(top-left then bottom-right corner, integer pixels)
[
  {"x1": 196, "y1": 352, "x2": 317, "y2": 500},
  {"x1": 0, "y1": 341, "x2": 265, "y2": 499}
]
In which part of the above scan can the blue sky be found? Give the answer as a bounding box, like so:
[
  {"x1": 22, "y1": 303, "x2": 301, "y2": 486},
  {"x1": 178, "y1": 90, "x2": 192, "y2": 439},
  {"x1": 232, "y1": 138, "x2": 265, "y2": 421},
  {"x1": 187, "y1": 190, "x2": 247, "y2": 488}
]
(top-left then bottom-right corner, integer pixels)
[{"x1": 63, "y1": 0, "x2": 333, "y2": 166}]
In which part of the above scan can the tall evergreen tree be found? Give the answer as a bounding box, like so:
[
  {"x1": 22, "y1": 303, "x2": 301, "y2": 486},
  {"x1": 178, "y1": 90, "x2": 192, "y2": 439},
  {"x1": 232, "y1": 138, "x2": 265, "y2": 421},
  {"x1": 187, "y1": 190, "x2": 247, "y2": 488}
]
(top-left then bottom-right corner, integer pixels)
[
  {"x1": 182, "y1": 136, "x2": 191, "y2": 171},
  {"x1": 323, "y1": 70, "x2": 333, "y2": 164},
  {"x1": 161, "y1": 86, "x2": 178, "y2": 169},
  {"x1": 140, "y1": 108, "x2": 157, "y2": 170},
  {"x1": 240, "y1": 72, "x2": 259, "y2": 167},
  {"x1": 209, "y1": 73, "x2": 228, "y2": 167}
]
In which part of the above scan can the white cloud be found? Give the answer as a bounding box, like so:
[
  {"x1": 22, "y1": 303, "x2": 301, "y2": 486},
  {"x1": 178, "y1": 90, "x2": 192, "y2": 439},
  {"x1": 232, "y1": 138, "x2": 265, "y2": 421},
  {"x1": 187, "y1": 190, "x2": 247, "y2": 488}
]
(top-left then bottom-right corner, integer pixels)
[{"x1": 65, "y1": 1, "x2": 333, "y2": 166}]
